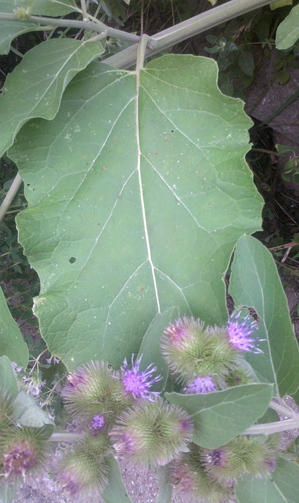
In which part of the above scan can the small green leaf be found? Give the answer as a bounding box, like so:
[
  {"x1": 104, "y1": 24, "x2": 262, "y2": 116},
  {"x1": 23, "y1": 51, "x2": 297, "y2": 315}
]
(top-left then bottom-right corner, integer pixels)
[
  {"x1": 0, "y1": 355, "x2": 18, "y2": 402},
  {"x1": 276, "y1": 4, "x2": 299, "y2": 50},
  {"x1": 0, "y1": 0, "x2": 40, "y2": 55},
  {"x1": 165, "y1": 383, "x2": 273, "y2": 449},
  {"x1": 12, "y1": 390, "x2": 55, "y2": 429},
  {"x1": 276, "y1": 144, "x2": 294, "y2": 153},
  {"x1": 238, "y1": 52, "x2": 254, "y2": 76},
  {"x1": 101, "y1": 455, "x2": 133, "y2": 503},
  {"x1": 271, "y1": 0, "x2": 293, "y2": 10},
  {"x1": 0, "y1": 38, "x2": 104, "y2": 156},
  {"x1": 276, "y1": 69, "x2": 290, "y2": 84},
  {"x1": 235, "y1": 458, "x2": 299, "y2": 503},
  {"x1": 229, "y1": 235, "x2": 299, "y2": 397},
  {"x1": 0, "y1": 286, "x2": 28, "y2": 368}
]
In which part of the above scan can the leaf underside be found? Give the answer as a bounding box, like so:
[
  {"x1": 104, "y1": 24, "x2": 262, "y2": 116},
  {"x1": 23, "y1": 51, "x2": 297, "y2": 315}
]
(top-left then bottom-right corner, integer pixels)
[{"x1": 9, "y1": 55, "x2": 262, "y2": 370}]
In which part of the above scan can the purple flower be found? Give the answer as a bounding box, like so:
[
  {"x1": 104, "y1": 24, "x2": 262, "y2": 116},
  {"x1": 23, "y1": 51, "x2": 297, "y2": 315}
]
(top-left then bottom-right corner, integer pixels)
[
  {"x1": 184, "y1": 375, "x2": 217, "y2": 394},
  {"x1": 90, "y1": 414, "x2": 105, "y2": 434},
  {"x1": 4, "y1": 440, "x2": 36, "y2": 479},
  {"x1": 120, "y1": 355, "x2": 162, "y2": 400},
  {"x1": 227, "y1": 312, "x2": 263, "y2": 354}
]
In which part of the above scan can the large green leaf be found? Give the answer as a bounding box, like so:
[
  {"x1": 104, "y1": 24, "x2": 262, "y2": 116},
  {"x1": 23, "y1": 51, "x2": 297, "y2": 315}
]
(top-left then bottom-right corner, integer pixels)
[
  {"x1": 0, "y1": 38, "x2": 104, "y2": 156},
  {"x1": 229, "y1": 235, "x2": 299, "y2": 397},
  {"x1": 276, "y1": 4, "x2": 299, "y2": 50},
  {"x1": 235, "y1": 458, "x2": 299, "y2": 503},
  {"x1": 165, "y1": 383, "x2": 273, "y2": 449},
  {"x1": 0, "y1": 286, "x2": 28, "y2": 368},
  {"x1": 9, "y1": 55, "x2": 263, "y2": 370}
]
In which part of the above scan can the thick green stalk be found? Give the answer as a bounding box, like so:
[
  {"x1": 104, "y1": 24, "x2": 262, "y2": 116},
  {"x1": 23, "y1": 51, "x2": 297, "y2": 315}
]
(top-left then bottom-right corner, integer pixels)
[
  {"x1": 105, "y1": 0, "x2": 278, "y2": 69},
  {"x1": 49, "y1": 432, "x2": 82, "y2": 442},
  {"x1": 244, "y1": 416, "x2": 299, "y2": 435}
]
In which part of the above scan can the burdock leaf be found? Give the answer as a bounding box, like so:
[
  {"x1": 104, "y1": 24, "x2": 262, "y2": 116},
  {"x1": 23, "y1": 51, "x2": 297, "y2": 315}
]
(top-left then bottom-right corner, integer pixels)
[
  {"x1": 235, "y1": 458, "x2": 299, "y2": 503},
  {"x1": 229, "y1": 235, "x2": 299, "y2": 397},
  {"x1": 0, "y1": 286, "x2": 28, "y2": 368},
  {"x1": 9, "y1": 54, "x2": 262, "y2": 370},
  {"x1": 166, "y1": 383, "x2": 273, "y2": 449}
]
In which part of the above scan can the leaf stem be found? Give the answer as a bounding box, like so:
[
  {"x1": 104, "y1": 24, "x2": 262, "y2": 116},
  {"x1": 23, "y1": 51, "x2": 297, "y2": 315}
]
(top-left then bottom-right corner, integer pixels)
[
  {"x1": 270, "y1": 399, "x2": 297, "y2": 419},
  {"x1": 49, "y1": 432, "x2": 82, "y2": 442},
  {"x1": 244, "y1": 416, "x2": 299, "y2": 435},
  {"x1": 0, "y1": 12, "x2": 140, "y2": 44},
  {"x1": 0, "y1": 172, "x2": 23, "y2": 222}
]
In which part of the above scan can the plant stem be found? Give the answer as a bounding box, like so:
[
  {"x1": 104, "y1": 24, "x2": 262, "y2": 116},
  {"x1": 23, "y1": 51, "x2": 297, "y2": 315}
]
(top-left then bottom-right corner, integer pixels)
[
  {"x1": 49, "y1": 432, "x2": 82, "y2": 442},
  {"x1": 244, "y1": 416, "x2": 299, "y2": 435},
  {"x1": 0, "y1": 12, "x2": 140, "y2": 44},
  {"x1": 104, "y1": 0, "x2": 279, "y2": 69},
  {"x1": 270, "y1": 399, "x2": 296, "y2": 419},
  {"x1": 0, "y1": 172, "x2": 22, "y2": 222}
]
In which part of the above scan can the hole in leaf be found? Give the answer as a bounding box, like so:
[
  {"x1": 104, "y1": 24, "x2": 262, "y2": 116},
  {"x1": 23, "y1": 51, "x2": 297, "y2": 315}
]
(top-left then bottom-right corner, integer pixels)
[{"x1": 69, "y1": 257, "x2": 76, "y2": 264}]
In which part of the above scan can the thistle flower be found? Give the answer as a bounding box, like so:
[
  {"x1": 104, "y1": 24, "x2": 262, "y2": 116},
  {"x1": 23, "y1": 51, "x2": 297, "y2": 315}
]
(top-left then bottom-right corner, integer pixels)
[
  {"x1": 227, "y1": 312, "x2": 263, "y2": 354},
  {"x1": 61, "y1": 361, "x2": 132, "y2": 428},
  {"x1": 120, "y1": 355, "x2": 162, "y2": 400},
  {"x1": 110, "y1": 398, "x2": 193, "y2": 468},
  {"x1": 54, "y1": 432, "x2": 110, "y2": 498},
  {"x1": 184, "y1": 375, "x2": 217, "y2": 394},
  {"x1": 202, "y1": 435, "x2": 278, "y2": 483},
  {"x1": 172, "y1": 443, "x2": 234, "y2": 503},
  {"x1": 161, "y1": 317, "x2": 239, "y2": 382},
  {"x1": 2, "y1": 427, "x2": 48, "y2": 480}
]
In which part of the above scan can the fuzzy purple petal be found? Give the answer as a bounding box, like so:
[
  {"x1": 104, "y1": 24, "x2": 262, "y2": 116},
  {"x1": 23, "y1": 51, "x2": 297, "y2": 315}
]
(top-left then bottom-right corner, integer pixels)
[
  {"x1": 120, "y1": 355, "x2": 162, "y2": 400},
  {"x1": 227, "y1": 312, "x2": 263, "y2": 354}
]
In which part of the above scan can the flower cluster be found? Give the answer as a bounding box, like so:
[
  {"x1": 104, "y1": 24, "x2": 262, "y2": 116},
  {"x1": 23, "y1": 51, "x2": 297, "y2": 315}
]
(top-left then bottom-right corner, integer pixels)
[
  {"x1": 172, "y1": 435, "x2": 278, "y2": 502},
  {"x1": 161, "y1": 311, "x2": 263, "y2": 394},
  {"x1": 0, "y1": 311, "x2": 270, "y2": 503}
]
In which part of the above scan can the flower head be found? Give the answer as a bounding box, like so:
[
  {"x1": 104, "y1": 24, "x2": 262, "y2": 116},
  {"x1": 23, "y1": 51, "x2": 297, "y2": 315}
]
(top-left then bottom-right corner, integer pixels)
[
  {"x1": 172, "y1": 443, "x2": 234, "y2": 503},
  {"x1": 2, "y1": 427, "x2": 48, "y2": 480},
  {"x1": 61, "y1": 361, "x2": 131, "y2": 428},
  {"x1": 201, "y1": 435, "x2": 278, "y2": 483},
  {"x1": 227, "y1": 312, "x2": 263, "y2": 354},
  {"x1": 110, "y1": 398, "x2": 193, "y2": 468},
  {"x1": 162, "y1": 316, "x2": 201, "y2": 349},
  {"x1": 161, "y1": 317, "x2": 239, "y2": 382},
  {"x1": 224, "y1": 367, "x2": 253, "y2": 387},
  {"x1": 184, "y1": 375, "x2": 217, "y2": 394},
  {"x1": 54, "y1": 433, "x2": 109, "y2": 498},
  {"x1": 120, "y1": 355, "x2": 161, "y2": 400}
]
